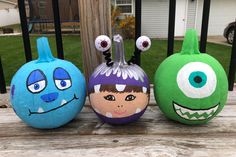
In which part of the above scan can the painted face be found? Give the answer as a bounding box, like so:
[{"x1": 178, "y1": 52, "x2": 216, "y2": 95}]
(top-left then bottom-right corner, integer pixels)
[
  {"x1": 10, "y1": 37, "x2": 86, "y2": 129},
  {"x1": 89, "y1": 85, "x2": 149, "y2": 118},
  {"x1": 154, "y1": 30, "x2": 228, "y2": 125},
  {"x1": 89, "y1": 34, "x2": 151, "y2": 124}
]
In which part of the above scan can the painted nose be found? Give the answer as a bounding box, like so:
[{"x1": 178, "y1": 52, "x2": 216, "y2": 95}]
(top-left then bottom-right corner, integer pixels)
[
  {"x1": 117, "y1": 105, "x2": 124, "y2": 108},
  {"x1": 41, "y1": 92, "x2": 58, "y2": 103}
]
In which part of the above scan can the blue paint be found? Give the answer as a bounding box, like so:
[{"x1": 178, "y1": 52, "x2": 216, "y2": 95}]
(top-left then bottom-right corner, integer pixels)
[
  {"x1": 188, "y1": 71, "x2": 207, "y2": 88},
  {"x1": 10, "y1": 37, "x2": 86, "y2": 129},
  {"x1": 41, "y1": 92, "x2": 59, "y2": 103},
  {"x1": 54, "y1": 67, "x2": 71, "y2": 80},
  {"x1": 27, "y1": 70, "x2": 46, "y2": 85}
]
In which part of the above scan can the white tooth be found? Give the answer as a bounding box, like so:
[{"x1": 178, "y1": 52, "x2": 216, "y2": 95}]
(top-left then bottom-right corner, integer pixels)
[
  {"x1": 198, "y1": 117, "x2": 206, "y2": 120},
  {"x1": 94, "y1": 108, "x2": 100, "y2": 113},
  {"x1": 94, "y1": 84, "x2": 101, "y2": 93},
  {"x1": 135, "y1": 108, "x2": 141, "y2": 113},
  {"x1": 61, "y1": 99, "x2": 67, "y2": 106},
  {"x1": 195, "y1": 110, "x2": 206, "y2": 115},
  {"x1": 38, "y1": 107, "x2": 44, "y2": 113},
  {"x1": 142, "y1": 87, "x2": 147, "y2": 93},
  {"x1": 212, "y1": 105, "x2": 219, "y2": 113},
  {"x1": 115, "y1": 84, "x2": 126, "y2": 92},
  {"x1": 180, "y1": 107, "x2": 190, "y2": 114},
  {"x1": 106, "y1": 112, "x2": 112, "y2": 118},
  {"x1": 174, "y1": 103, "x2": 181, "y2": 110},
  {"x1": 176, "y1": 110, "x2": 182, "y2": 116},
  {"x1": 181, "y1": 114, "x2": 190, "y2": 120},
  {"x1": 191, "y1": 117, "x2": 198, "y2": 120}
]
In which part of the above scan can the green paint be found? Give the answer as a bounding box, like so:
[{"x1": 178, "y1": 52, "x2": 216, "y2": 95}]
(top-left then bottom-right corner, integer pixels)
[{"x1": 154, "y1": 29, "x2": 228, "y2": 125}]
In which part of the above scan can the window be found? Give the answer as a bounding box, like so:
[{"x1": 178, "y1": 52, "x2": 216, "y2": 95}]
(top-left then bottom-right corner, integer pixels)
[
  {"x1": 115, "y1": 0, "x2": 133, "y2": 14},
  {"x1": 38, "y1": 0, "x2": 47, "y2": 17}
]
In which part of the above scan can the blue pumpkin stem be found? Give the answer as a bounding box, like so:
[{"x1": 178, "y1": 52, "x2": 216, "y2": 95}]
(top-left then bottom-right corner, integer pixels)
[
  {"x1": 36, "y1": 37, "x2": 55, "y2": 63},
  {"x1": 180, "y1": 29, "x2": 200, "y2": 55}
]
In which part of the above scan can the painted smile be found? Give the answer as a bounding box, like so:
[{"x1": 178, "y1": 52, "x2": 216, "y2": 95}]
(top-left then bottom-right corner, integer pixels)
[
  {"x1": 114, "y1": 110, "x2": 127, "y2": 115},
  {"x1": 173, "y1": 102, "x2": 219, "y2": 121},
  {"x1": 28, "y1": 94, "x2": 78, "y2": 116}
]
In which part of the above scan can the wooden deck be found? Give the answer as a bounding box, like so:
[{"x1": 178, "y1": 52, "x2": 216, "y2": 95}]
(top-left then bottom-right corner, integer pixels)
[{"x1": 0, "y1": 88, "x2": 236, "y2": 157}]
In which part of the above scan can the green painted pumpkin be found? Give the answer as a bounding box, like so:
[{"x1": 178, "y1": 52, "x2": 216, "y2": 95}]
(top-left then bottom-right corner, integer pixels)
[{"x1": 154, "y1": 29, "x2": 228, "y2": 125}]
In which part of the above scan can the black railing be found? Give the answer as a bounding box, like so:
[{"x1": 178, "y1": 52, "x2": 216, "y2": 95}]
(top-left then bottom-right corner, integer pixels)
[
  {"x1": 228, "y1": 20, "x2": 236, "y2": 91},
  {"x1": 0, "y1": 0, "x2": 236, "y2": 93},
  {"x1": 0, "y1": 57, "x2": 6, "y2": 94}
]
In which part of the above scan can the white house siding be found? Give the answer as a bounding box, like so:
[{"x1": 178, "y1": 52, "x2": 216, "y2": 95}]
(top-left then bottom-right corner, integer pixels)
[
  {"x1": 141, "y1": 0, "x2": 169, "y2": 38},
  {"x1": 195, "y1": 0, "x2": 236, "y2": 36},
  {"x1": 0, "y1": 2, "x2": 20, "y2": 27},
  {"x1": 186, "y1": 0, "x2": 197, "y2": 29},
  {"x1": 208, "y1": 0, "x2": 236, "y2": 36},
  {"x1": 113, "y1": 0, "x2": 236, "y2": 37}
]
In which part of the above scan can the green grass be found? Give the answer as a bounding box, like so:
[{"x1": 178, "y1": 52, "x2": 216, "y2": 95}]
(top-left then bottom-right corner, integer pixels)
[{"x1": 0, "y1": 35, "x2": 233, "y2": 85}]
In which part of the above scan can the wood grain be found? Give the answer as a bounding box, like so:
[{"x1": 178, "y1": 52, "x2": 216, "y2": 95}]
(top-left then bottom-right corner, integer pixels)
[
  {"x1": 78, "y1": 0, "x2": 111, "y2": 84},
  {"x1": 0, "y1": 87, "x2": 236, "y2": 156},
  {"x1": 0, "y1": 102, "x2": 236, "y2": 156}
]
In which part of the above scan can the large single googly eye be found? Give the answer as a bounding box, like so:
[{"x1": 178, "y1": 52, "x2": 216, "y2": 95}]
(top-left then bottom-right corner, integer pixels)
[
  {"x1": 104, "y1": 95, "x2": 115, "y2": 101},
  {"x1": 55, "y1": 80, "x2": 71, "y2": 90},
  {"x1": 136, "y1": 36, "x2": 151, "y2": 51},
  {"x1": 28, "y1": 80, "x2": 46, "y2": 93},
  {"x1": 177, "y1": 62, "x2": 217, "y2": 98},
  {"x1": 95, "y1": 35, "x2": 111, "y2": 52},
  {"x1": 125, "y1": 94, "x2": 136, "y2": 101}
]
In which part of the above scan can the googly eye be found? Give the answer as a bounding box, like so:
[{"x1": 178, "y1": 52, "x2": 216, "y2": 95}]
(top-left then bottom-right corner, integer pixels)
[
  {"x1": 28, "y1": 80, "x2": 46, "y2": 93},
  {"x1": 136, "y1": 36, "x2": 151, "y2": 51},
  {"x1": 55, "y1": 79, "x2": 72, "y2": 90},
  {"x1": 177, "y1": 62, "x2": 217, "y2": 98},
  {"x1": 95, "y1": 35, "x2": 111, "y2": 52}
]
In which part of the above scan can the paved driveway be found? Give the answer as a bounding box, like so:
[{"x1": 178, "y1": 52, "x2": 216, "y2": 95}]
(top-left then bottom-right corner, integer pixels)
[{"x1": 207, "y1": 36, "x2": 232, "y2": 46}]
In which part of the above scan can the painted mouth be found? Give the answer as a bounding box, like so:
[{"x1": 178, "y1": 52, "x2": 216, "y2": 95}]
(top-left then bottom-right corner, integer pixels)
[
  {"x1": 113, "y1": 110, "x2": 127, "y2": 115},
  {"x1": 28, "y1": 94, "x2": 78, "y2": 116},
  {"x1": 173, "y1": 101, "x2": 219, "y2": 121}
]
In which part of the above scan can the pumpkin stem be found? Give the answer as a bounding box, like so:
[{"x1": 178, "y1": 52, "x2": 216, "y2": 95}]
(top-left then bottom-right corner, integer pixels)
[
  {"x1": 113, "y1": 34, "x2": 127, "y2": 65},
  {"x1": 180, "y1": 29, "x2": 200, "y2": 55},
  {"x1": 36, "y1": 37, "x2": 55, "y2": 63}
]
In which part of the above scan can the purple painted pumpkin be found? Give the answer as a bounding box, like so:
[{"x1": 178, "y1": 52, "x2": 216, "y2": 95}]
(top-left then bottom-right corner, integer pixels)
[{"x1": 88, "y1": 34, "x2": 151, "y2": 124}]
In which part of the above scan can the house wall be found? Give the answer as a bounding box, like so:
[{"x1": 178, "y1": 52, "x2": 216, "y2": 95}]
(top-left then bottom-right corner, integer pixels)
[
  {"x1": 113, "y1": 0, "x2": 236, "y2": 37},
  {"x1": 186, "y1": 0, "x2": 197, "y2": 29},
  {"x1": 0, "y1": 2, "x2": 20, "y2": 27},
  {"x1": 141, "y1": 0, "x2": 169, "y2": 38},
  {"x1": 207, "y1": 0, "x2": 236, "y2": 36}
]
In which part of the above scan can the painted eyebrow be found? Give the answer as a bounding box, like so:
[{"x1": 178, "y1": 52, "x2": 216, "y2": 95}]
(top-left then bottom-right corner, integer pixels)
[
  {"x1": 53, "y1": 67, "x2": 71, "y2": 80},
  {"x1": 27, "y1": 70, "x2": 46, "y2": 85}
]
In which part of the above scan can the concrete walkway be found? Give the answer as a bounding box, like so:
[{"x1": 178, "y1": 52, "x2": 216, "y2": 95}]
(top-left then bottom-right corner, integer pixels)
[{"x1": 207, "y1": 36, "x2": 232, "y2": 46}]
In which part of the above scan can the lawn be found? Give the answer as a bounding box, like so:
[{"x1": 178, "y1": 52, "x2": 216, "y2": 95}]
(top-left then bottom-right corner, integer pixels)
[{"x1": 0, "y1": 35, "x2": 233, "y2": 85}]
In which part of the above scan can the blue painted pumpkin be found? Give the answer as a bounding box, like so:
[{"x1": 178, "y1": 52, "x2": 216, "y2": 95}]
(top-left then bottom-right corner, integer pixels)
[{"x1": 10, "y1": 37, "x2": 86, "y2": 129}]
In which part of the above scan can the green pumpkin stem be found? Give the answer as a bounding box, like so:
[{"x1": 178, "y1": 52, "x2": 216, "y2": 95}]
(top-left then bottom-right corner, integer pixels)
[
  {"x1": 180, "y1": 29, "x2": 200, "y2": 55},
  {"x1": 36, "y1": 37, "x2": 55, "y2": 63}
]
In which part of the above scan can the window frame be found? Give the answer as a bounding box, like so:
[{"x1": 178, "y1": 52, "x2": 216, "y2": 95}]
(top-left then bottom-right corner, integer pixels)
[{"x1": 114, "y1": 0, "x2": 134, "y2": 15}]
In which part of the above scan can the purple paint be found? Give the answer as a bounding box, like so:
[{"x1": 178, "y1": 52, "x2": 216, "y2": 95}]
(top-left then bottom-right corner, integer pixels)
[{"x1": 11, "y1": 85, "x2": 15, "y2": 99}]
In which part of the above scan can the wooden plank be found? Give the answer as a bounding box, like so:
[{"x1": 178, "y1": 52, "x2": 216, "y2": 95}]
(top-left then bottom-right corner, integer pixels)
[
  {"x1": 0, "y1": 94, "x2": 236, "y2": 156},
  {"x1": 0, "y1": 105, "x2": 236, "y2": 137},
  {"x1": 78, "y1": 0, "x2": 112, "y2": 84},
  {"x1": 0, "y1": 135, "x2": 236, "y2": 157}
]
